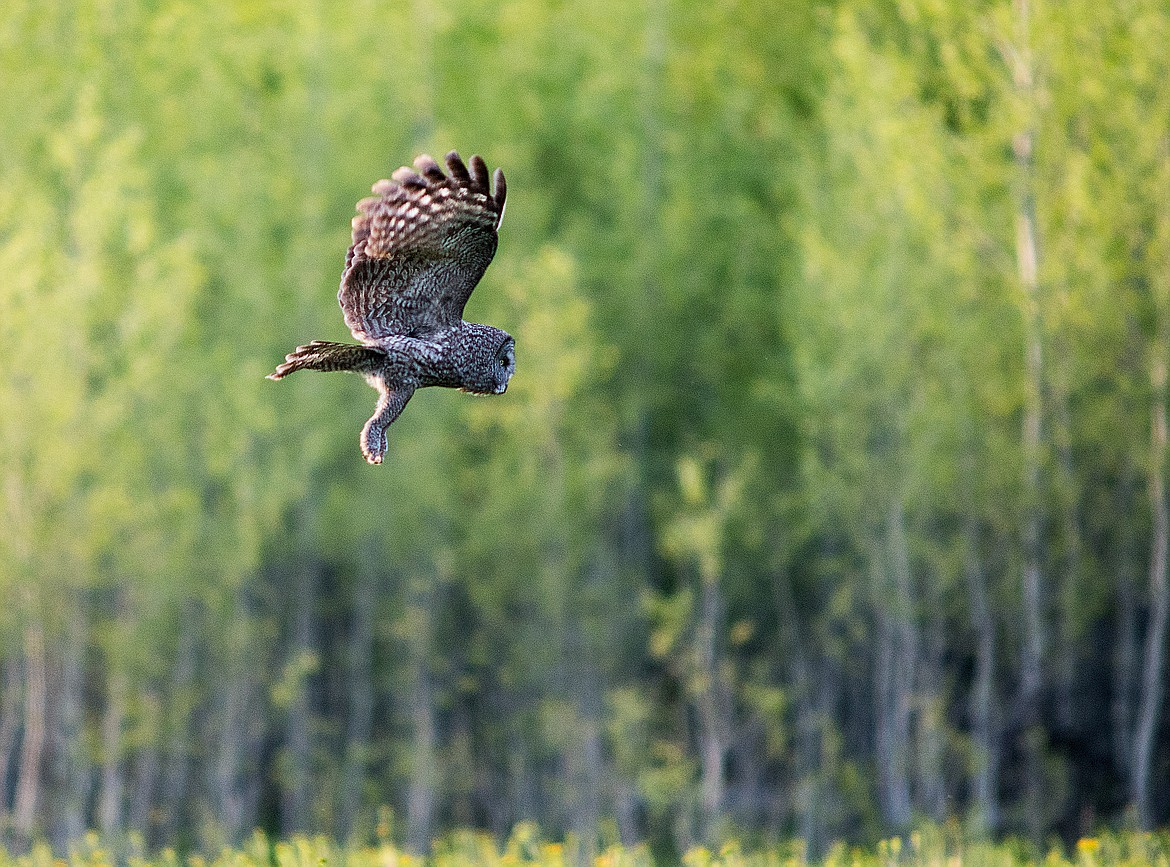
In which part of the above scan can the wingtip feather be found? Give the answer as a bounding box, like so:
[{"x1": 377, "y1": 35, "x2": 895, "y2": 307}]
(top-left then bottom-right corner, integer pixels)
[
  {"x1": 414, "y1": 154, "x2": 446, "y2": 182},
  {"x1": 445, "y1": 151, "x2": 471, "y2": 183},
  {"x1": 492, "y1": 167, "x2": 507, "y2": 209},
  {"x1": 391, "y1": 166, "x2": 426, "y2": 189},
  {"x1": 468, "y1": 155, "x2": 489, "y2": 192}
]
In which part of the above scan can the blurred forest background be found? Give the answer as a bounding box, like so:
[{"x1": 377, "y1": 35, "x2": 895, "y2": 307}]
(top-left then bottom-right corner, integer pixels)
[{"x1": 2, "y1": 0, "x2": 1170, "y2": 857}]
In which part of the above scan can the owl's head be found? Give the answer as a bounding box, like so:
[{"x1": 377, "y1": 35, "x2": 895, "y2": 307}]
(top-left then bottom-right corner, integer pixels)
[{"x1": 455, "y1": 323, "x2": 515, "y2": 395}]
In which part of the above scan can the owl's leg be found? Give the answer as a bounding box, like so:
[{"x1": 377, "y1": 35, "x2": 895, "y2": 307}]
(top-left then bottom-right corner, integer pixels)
[{"x1": 360, "y1": 381, "x2": 416, "y2": 465}]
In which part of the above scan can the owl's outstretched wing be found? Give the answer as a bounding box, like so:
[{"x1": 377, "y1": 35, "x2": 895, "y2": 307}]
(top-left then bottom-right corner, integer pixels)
[{"x1": 339, "y1": 151, "x2": 507, "y2": 342}]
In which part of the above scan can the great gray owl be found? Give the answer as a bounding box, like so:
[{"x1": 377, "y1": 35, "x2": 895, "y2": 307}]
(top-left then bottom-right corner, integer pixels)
[{"x1": 268, "y1": 151, "x2": 514, "y2": 464}]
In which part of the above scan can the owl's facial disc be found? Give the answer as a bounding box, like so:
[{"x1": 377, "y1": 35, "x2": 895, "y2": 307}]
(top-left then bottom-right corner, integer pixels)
[{"x1": 494, "y1": 340, "x2": 515, "y2": 393}]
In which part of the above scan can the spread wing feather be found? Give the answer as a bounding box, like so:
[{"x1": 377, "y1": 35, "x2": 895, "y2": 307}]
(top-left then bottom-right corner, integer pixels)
[{"x1": 339, "y1": 151, "x2": 506, "y2": 342}]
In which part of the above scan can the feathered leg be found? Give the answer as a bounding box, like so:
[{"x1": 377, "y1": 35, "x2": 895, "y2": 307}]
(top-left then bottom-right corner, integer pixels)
[{"x1": 360, "y1": 380, "x2": 417, "y2": 465}]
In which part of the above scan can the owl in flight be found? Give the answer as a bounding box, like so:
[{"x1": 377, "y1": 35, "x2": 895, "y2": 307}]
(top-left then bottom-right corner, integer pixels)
[{"x1": 268, "y1": 151, "x2": 514, "y2": 464}]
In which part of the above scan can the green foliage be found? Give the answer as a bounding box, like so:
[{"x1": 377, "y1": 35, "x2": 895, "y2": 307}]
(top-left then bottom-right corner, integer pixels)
[{"x1": 2, "y1": 0, "x2": 1169, "y2": 854}]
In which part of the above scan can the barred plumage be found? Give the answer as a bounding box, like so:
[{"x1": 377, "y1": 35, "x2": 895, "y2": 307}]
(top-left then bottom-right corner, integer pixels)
[
  {"x1": 267, "y1": 341, "x2": 386, "y2": 379},
  {"x1": 340, "y1": 151, "x2": 506, "y2": 341},
  {"x1": 269, "y1": 151, "x2": 515, "y2": 465}
]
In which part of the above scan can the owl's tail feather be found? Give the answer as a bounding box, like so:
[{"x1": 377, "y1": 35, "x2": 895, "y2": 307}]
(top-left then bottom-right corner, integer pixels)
[{"x1": 267, "y1": 341, "x2": 385, "y2": 380}]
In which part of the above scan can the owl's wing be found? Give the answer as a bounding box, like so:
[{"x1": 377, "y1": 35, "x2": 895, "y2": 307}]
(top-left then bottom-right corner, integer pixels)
[{"x1": 339, "y1": 151, "x2": 507, "y2": 342}]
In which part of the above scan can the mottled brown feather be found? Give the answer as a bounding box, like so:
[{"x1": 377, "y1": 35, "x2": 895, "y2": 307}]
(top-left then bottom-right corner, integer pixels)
[
  {"x1": 266, "y1": 340, "x2": 386, "y2": 380},
  {"x1": 339, "y1": 151, "x2": 506, "y2": 341}
]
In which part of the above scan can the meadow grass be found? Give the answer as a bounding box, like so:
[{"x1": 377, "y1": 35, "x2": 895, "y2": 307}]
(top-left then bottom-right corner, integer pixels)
[{"x1": 3, "y1": 825, "x2": 1168, "y2": 867}]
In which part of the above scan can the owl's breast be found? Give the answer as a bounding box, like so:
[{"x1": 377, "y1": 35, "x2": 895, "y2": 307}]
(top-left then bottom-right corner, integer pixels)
[{"x1": 376, "y1": 322, "x2": 512, "y2": 395}]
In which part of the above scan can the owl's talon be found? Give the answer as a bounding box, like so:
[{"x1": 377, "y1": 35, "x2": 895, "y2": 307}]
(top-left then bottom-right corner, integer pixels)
[{"x1": 361, "y1": 419, "x2": 390, "y2": 465}]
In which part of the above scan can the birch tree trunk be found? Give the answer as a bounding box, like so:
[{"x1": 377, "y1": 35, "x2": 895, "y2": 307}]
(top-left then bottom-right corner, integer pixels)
[
  {"x1": 574, "y1": 705, "x2": 604, "y2": 852},
  {"x1": 13, "y1": 623, "x2": 47, "y2": 848},
  {"x1": 1133, "y1": 264, "x2": 1170, "y2": 828},
  {"x1": 1113, "y1": 530, "x2": 1139, "y2": 778},
  {"x1": 915, "y1": 625, "x2": 946, "y2": 820},
  {"x1": 282, "y1": 555, "x2": 319, "y2": 835},
  {"x1": 874, "y1": 500, "x2": 915, "y2": 829},
  {"x1": 405, "y1": 579, "x2": 438, "y2": 854},
  {"x1": 965, "y1": 517, "x2": 1001, "y2": 832},
  {"x1": 209, "y1": 594, "x2": 262, "y2": 848},
  {"x1": 566, "y1": 614, "x2": 604, "y2": 854},
  {"x1": 1111, "y1": 348, "x2": 1142, "y2": 785},
  {"x1": 873, "y1": 580, "x2": 905, "y2": 827},
  {"x1": 1052, "y1": 372, "x2": 1083, "y2": 731},
  {"x1": 51, "y1": 605, "x2": 90, "y2": 848},
  {"x1": 770, "y1": 550, "x2": 824, "y2": 851},
  {"x1": 127, "y1": 692, "x2": 161, "y2": 841},
  {"x1": 620, "y1": 0, "x2": 667, "y2": 587},
  {"x1": 696, "y1": 571, "x2": 729, "y2": 842},
  {"x1": 339, "y1": 555, "x2": 377, "y2": 842},
  {"x1": 0, "y1": 658, "x2": 22, "y2": 830},
  {"x1": 98, "y1": 669, "x2": 128, "y2": 835},
  {"x1": 161, "y1": 601, "x2": 198, "y2": 843},
  {"x1": 1006, "y1": 0, "x2": 1047, "y2": 834}
]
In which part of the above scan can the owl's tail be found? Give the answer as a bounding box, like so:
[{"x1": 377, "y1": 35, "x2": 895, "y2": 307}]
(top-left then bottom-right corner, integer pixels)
[{"x1": 267, "y1": 341, "x2": 386, "y2": 380}]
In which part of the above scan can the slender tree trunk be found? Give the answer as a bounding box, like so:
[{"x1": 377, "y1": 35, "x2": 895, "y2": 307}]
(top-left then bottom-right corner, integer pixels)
[
  {"x1": 98, "y1": 669, "x2": 128, "y2": 835},
  {"x1": 874, "y1": 585, "x2": 902, "y2": 825},
  {"x1": 1133, "y1": 295, "x2": 1170, "y2": 828},
  {"x1": 127, "y1": 691, "x2": 161, "y2": 841},
  {"x1": 696, "y1": 570, "x2": 729, "y2": 842},
  {"x1": 965, "y1": 517, "x2": 1001, "y2": 833},
  {"x1": 574, "y1": 707, "x2": 604, "y2": 852},
  {"x1": 773, "y1": 558, "x2": 820, "y2": 852},
  {"x1": 209, "y1": 594, "x2": 260, "y2": 848},
  {"x1": 448, "y1": 697, "x2": 475, "y2": 829},
  {"x1": 890, "y1": 501, "x2": 918, "y2": 819},
  {"x1": 339, "y1": 555, "x2": 377, "y2": 842},
  {"x1": 161, "y1": 601, "x2": 198, "y2": 843},
  {"x1": 874, "y1": 499, "x2": 916, "y2": 830},
  {"x1": 799, "y1": 669, "x2": 842, "y2": 859},
  {"x1": 505, "y1": 734, "x2": 535, "y2": 839},
  {"x1": 1052, "y1": 370, "x2": 1082, "y2": 732},
  {"x1": 0, "y1": 658, "x2": 22, "y2": 828},
  {"x1": 1112, "y1": 442, "x2": 1143, "y2": 785},
  {"x1": 1006, "y1": 0, "x2": 1047, "y2": 835},
  {"x1": 13, "y1": 623, "x2": 47, "y2": 848},
  {"x1": 51, "y1": 604, "x2": 90, "y2": 848},
  {"x1": 1113, "y1": 524, "x2": 1139, "y2": 777},
  {"x1": 211, "y1": 667, "x2": 244, "y2": 845},
  {"x1": 619, "y1": 0, "x2": 667, "y2": 591},
  {"x1": 915, "y1": 622, "x2": 946, "y2": 821},
  {"x1": 795, "y1": 675, "x2": 822, "y2": 853},
  {"x1": 565, "y1": 611, "x2": 604, "y2": 855},
  {"x1": 1016, "y1": 147, "x2": 1045, "y2": 711},
  {"x1": 405, "y1": 687, "x2": 437, "y2": 849},
  {"x1": 282, "y1": 555, "x2": 319, "y2": 835},
  {"x1": 405, "y1": 581, "x2": 438, "y2": 854}
]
